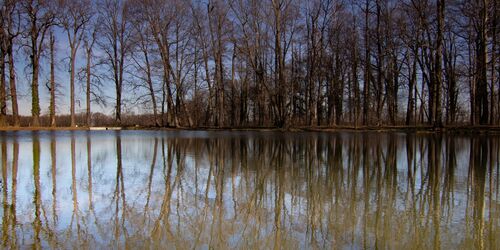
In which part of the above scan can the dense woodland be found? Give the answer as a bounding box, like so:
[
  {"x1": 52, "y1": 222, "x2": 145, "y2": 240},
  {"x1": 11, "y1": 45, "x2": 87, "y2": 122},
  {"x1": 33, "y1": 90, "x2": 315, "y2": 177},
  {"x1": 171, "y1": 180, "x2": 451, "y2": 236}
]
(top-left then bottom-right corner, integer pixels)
[{"x1": 0, "y1": 0, "x2": 499, "y2": 128}]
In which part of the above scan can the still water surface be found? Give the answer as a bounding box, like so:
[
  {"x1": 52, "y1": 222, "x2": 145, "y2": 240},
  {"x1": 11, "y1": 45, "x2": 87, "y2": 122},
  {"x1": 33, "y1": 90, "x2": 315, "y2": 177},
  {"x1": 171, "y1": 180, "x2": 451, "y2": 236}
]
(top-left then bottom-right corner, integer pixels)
[{"x1": 0, "y1": 130, "x2": 499, "y2": 249}]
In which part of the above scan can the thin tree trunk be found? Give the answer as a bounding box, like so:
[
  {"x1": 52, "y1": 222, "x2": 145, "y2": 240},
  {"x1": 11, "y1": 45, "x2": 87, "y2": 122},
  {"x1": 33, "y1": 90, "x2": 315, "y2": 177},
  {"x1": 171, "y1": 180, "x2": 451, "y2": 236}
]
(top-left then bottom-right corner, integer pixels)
[
  {"x1": 193, "y1": 45, "x2": 199, "y2": 127},
  {"x1": 434, "y1": 0, "x2": 444, "y2": 128},
  {"x1": 375, "y1": 0, "x2": 383, "y2": 124},
  {"x1": 490, "y1": 0, "x2": 497, "y2": 124},
  {"x1": 476, "y1": 0, "x2": 489, "y2": 125},
  {"x1": 31, "y1": 55, "x2": 40, "y2": 127},
  {"x1": 363, "y1": 0, "x2": 371, "y2": 126},
  {"x1": 231, "y1": 44, "x2": 236, "y2": 127},
  {"x1": 468, "y1": 28, "x2": 476, "y2": 125},
  {"x1": 49, "y1": 32, "x2": 56, "y2": 127},
  {"x1": 85, "y1": 44, "x2": 93, "y2": 127},
  {"x1": 144, "y1": 50, "x2": 158, "y2": 127},
  {"x1": 495, "y1": 0, "x2": 500, "y2": 125},
  {"x1": 70, "y1": 51, "x2": 76, "y2": 127},
  {"x1": 406, "y1": 56, "x2": 416, "y2": 125},
  {"x1": 162, "y1": 57, "x2": 176, "y2": 127},
  {"x1": 8, "y1": 47, "x2": 18, "y2": 127},
  {"x1": 352, "y1": 22, "x2": 360, "y2": 126},
  {"x1": 0, "y1": 49, "x2": 6, "y2": 127}
]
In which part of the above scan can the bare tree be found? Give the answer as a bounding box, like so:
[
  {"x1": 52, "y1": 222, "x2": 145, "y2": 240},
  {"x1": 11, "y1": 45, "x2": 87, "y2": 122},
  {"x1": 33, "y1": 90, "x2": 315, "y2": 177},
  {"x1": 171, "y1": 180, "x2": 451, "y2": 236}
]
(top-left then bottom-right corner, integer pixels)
[
  {"x1": 206, "y1": 0, "x2": 230, "y2": 127},
  {"x1": 97, "y1": 0, "x2": 132, "y2": 125},
  {"x1": 0, "y1": 0, "x2": 498, "y2": 128},
  {"x1": 128, "y1": 5, "x2": 160, "y2": 126},
  {"x1": 140, "y1": 0, "x2": 182, "y2": 127},
  {"x1": 21, "y1": 0, "x2": 56, "y2": 126},
  {"x1": 270, "y1": 0, "x2": 297, "y2": 128},
  {"x1": 1, "y1": 0, "x2": 22, "y2": 126},
  {"x1": 58, "y1": 0, "x2": 92, "y2": 127},
  {"x1": 83, "y1": 27, "x2": 96, "y2": 127}
]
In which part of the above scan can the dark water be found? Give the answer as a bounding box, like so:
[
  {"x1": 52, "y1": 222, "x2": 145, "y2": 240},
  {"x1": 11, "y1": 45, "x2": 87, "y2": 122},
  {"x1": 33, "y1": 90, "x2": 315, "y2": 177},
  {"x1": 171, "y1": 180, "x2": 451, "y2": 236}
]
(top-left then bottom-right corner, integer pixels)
[{"x1": 0, "y1": 130, "x2": 499, "y2": 249}]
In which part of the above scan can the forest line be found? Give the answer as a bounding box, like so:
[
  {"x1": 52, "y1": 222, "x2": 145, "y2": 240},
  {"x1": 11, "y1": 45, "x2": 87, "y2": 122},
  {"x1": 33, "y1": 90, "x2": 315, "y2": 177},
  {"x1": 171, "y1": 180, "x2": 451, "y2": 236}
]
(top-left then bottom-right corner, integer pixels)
[{"x1": 0, "y1": 0, "x2": 499, "y2": 128}]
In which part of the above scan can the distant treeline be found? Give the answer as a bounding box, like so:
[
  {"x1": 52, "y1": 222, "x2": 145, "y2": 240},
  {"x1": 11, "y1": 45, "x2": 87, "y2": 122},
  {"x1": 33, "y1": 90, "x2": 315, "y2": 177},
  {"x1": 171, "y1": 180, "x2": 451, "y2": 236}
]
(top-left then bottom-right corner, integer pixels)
[{"x1": 0, "y1": 0, "x2": 499, "y2": 128}]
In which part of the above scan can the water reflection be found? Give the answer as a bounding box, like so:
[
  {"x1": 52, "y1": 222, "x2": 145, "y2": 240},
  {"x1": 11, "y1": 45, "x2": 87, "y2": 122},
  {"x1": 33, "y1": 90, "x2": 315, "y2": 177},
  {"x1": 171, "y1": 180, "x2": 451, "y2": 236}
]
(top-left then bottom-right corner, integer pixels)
[{"x1": 0, "y1": 131, "x2": 499, "y2": 249}]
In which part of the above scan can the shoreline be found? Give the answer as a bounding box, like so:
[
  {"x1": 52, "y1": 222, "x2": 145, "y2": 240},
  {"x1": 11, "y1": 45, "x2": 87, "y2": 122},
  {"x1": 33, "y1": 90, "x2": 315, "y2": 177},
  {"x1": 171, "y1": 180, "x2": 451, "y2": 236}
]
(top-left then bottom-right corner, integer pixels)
[{"x1": 0, "y1": 125, "x2": 500, "y2": 133}]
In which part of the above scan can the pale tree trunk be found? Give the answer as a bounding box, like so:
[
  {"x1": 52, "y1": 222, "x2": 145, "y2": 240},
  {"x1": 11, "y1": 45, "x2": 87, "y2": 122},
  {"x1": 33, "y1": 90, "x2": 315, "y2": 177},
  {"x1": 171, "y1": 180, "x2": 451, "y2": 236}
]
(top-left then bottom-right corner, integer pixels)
[
  {"x1": 117, "y1": 28, "x2": 126, "y2": 126},
  {"x1": 140, "y1": 41, "x2": 159, "y2": 127},
  {"x1": 192, "y1": 6, "x2": 213, "y2": 126},
  {"x1": 151, "y1": 25, "x2": 177, "y2": 127},
  {"x1": 230, "y1": 43, "x2": 236, "y2": 127},
  {"x1": 406, "y1": 55, "x2": 416, "y2": 125},
  {"x1": 1, "y1": 0, "x2": 19, "y2": 126},
  {"x1": 0, "y1": 49, "x2": 6, "y2": 126},
  {"x1": 193, "y1": 45, "x2": 199, "y2": 127},
  {"x1": 207, "y1": 1, "x2": 226, "y2": 127},
  {"x1": 99, "y1": 0, "x2": 127, "y2": 126},
  {"x1": 161, "y1": 55, "x2": 177, "y2": 127},
  {"x1": 85, "y1": 42, "x2": 93, "y2": 127},
  {"x1": 172, "y1": 25, "x2": 192, "y2": 128},
  {"x1": 49, "y1": 32, "x2": 56, "y2": 127},
  {"x1": 273, "y1": 0, "x2": 285, "y2": 127},
  {"x1": 60, "y1": 0, "x2": 91, "y2": 127},
  {"x1": 70, "y1": 51, "x2": 76, "y2": 127},
  {"x1": 8, "y1": 47, "x2": 18, "y2": 126},
  {"x1": 201, "y1": 42, "x2": 213, "y2": 126}
]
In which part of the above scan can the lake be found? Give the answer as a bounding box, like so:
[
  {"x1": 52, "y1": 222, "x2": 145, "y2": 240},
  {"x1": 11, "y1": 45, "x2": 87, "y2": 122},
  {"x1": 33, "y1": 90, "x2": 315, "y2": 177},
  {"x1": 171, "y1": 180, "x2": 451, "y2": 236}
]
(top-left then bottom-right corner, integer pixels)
[{"x1": 0, "y1": 130, "x2": 499, "y2": 249}]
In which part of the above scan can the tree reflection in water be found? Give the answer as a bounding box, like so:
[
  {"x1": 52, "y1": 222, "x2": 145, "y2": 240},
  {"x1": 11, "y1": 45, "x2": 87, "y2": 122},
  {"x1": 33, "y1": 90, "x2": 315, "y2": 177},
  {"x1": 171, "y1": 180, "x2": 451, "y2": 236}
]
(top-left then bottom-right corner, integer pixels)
[{"x1": 0, "y1": 131, "x2": 499, "y2": 249}]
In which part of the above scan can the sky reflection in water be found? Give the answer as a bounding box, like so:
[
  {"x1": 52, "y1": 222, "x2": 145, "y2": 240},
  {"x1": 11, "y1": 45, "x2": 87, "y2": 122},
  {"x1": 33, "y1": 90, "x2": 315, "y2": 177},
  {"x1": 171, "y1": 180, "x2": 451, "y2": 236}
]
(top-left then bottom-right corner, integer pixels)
[{"x1": 0, "y1": 130, "x2": 499, "y2": 249}]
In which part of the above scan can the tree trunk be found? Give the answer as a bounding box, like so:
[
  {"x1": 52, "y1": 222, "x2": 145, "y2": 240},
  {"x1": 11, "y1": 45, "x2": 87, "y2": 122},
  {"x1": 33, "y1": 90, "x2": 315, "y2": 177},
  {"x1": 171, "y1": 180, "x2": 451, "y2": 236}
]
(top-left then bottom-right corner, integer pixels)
[
  {"x1": 468, "y1": 29, "x2": 476, "y2": 125},
  {"x1": 68, "y1": 47, "x2": 76, "y2": 126},
  {"x1": 50, "y1": 33, "x2": 56, "y2": 127},
  {"x1": 85, "y1": 46, "x2": 92, "y2": 127},
  {"x1": 375, "y1": 0, "x2": 383, "y2": 124},
  {"x1": 495, "y1": 0, "x2": 500, "y2": 125},
  {"x1": 490, "y1": 0, "x2": 497, "y2": 124},
  {"x1": 32, "y1": 54, "x2": 41, "y2": 127},
  {"x1": 476, "y1": 0, "x2": 489, "y2": 125},
  {"x1": 116, "y1": 79, "x2": 122, "y2": 124},
  {"x1": 352, "y1": 24, "x2": 361, "y2": 126},
  {"x1": 8, "y1": 47, "x2": 19, "y2": 127},
  {"x1": 406, "y1": 57, "x2": 416, "y2": 125},
  {"x1": 231, "y1": 45, "x2": 236, "y2": 127},
  {"x1": 144, "y1": 49, "x2": 158, "y2": 127},
  {"x1": 0, "y1": 50, "x2": 6, "y2": 127},
  {"x1": 433, "y1": 0, "x2": 444, "y2": 128},
  {"x1": 162, "y1": 59, "x2": 176, "y2": 127},
  {"x1": 363, "y1": 0, "x2": 371, "y2": 126}
]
